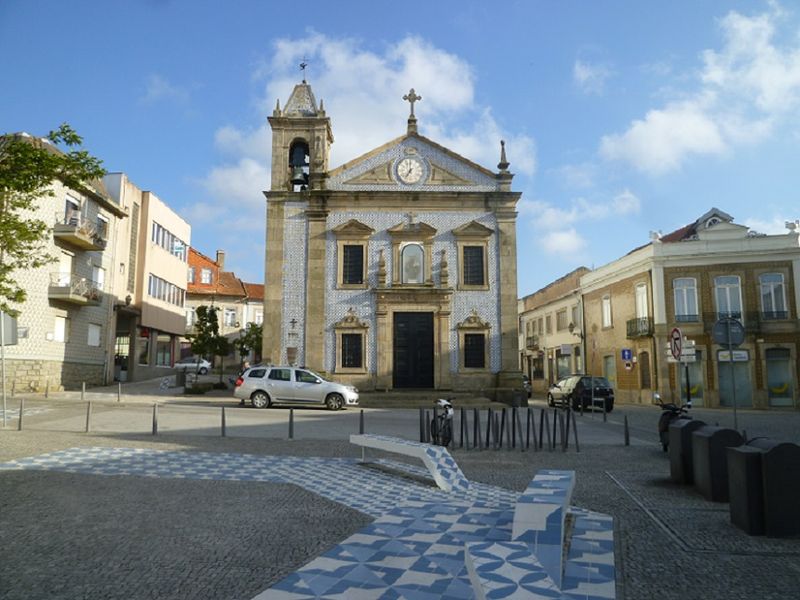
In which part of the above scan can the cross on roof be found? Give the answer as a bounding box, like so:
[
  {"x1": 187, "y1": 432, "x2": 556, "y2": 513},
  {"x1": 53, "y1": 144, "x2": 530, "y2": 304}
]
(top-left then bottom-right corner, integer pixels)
[
  {"x1": 299, "y1": 59, "x2": 308, "y2": 83},
  {"x1": 403, "y1": 88, "x2": 422, "y2": 117}
]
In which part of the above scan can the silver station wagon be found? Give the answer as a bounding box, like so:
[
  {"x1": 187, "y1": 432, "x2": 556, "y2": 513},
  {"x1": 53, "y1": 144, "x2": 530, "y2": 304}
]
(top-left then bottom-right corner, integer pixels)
[{"x1": 233, "y1": 365, "x2": 359, "y2": 410}]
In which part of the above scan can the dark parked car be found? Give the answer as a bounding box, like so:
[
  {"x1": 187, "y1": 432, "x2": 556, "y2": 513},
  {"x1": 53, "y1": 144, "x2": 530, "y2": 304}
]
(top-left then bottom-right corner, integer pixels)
[{"x1": 547, "y1": 375, "x2": 614, "y2": 412}]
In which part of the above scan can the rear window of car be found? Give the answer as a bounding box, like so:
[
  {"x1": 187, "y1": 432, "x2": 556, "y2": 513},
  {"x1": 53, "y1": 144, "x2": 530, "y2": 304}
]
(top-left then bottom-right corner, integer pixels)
[
  {"x1": 583, "y1": 376, "x2": 612, "y2": 388},
  {"x1": 268, "y1": 368, "x2": 291, "y2": 381},
  {"x1": 247, "y1": 368, "x2": 267, "y2": 378}
]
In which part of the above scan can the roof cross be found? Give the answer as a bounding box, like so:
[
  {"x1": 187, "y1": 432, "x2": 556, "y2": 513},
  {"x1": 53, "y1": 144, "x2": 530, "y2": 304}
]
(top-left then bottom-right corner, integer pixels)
[
  {"x1": 403, "y1": 88, "x2": 422, "y2": 117},
  {"x1": 299, "y1": 59, "x2": 308, "y2": 83}
]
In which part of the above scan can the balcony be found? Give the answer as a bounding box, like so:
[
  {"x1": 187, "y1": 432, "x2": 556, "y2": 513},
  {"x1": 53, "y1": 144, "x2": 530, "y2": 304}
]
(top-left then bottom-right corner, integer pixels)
[
  {"x1": 526, "y1": 335, "x2": 539, "y2": 350},
  {"x1": 53, "y1": 211, "x2": 108, "y2": 251},
  {"x1": 48, "y1": 273, "x2": 102, "y2": 306},
  {"x1": 674, "y1": 314, "x2": 700, "y2": 323},
  {"x1": 626, "y1": 317, "x2": 654, "y2": 338}
]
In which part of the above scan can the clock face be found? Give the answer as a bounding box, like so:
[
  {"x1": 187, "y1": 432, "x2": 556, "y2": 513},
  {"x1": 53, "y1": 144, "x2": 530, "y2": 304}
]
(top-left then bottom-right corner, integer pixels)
[{"x1": 396, "y1": 157, "x2": 424, "y2": 184}]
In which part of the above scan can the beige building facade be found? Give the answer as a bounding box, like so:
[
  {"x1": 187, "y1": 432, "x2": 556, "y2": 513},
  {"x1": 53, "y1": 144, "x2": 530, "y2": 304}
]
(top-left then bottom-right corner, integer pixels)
[
  {"x1": 578, "y1": 208, "x2": 800, "y2": 409},
  {"x1": 103, "y1": 173, "x2": 190, "y2": 382},
  {"x1": 262, "y1": 82, "x2": 524, "y2": 398}
]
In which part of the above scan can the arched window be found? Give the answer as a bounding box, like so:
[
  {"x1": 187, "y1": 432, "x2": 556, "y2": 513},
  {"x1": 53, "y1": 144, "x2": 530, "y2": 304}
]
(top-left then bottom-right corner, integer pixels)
[{"x1": 401, "y1": 243, "x2": 424, "y2": 284}]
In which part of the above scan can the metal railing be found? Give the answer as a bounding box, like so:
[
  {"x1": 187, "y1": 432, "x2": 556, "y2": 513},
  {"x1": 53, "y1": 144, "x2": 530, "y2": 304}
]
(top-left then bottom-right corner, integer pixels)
[
  {"x1": 53, "y1": 211, "x2": 108, "y2": 248},
  {"x1": 626, "y1": 317, "x2": 654, "y2": 338},
  {"x1": 49, "y1": 272, "x2": 103, "y2": 301},
  {"x1": 525, "y1": 335, "x2": 539, "y2": 349}
]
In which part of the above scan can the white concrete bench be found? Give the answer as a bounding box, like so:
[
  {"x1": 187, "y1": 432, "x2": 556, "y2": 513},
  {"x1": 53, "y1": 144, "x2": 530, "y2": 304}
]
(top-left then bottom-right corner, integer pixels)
[
  {"x1": 465, "y1": 469, "x2": 615, "y2": 599},
  {"x1": 349, "y1": 433, "x2": 470, "y2": 493}
]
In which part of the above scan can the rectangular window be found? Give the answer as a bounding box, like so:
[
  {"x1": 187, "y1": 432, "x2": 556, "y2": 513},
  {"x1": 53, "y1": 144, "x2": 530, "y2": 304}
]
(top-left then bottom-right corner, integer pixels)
[
  {"x1": 138, "y1": 330, "x2": 150, "y2": 365},
  {"x1": 92, "y1": 265, "x2": 105, "y2": 290},
  {"x1": 674, "y1": 278, "x2": 698, "y2": 322},
  {"x1": 714, "y1": 275, "x2": 742, "y2": 320},
  {"x1": 255, "y1": 311, "x2": 263, "y2": 325},
  {"x1": 54, "y1": 316, "x2": 69, "y2": 342},
  {"x1": 464, "y1": 333, "x2": 486, "y2": 368},
  {"x1": 224, "y1": 308, "x2": 237, "y2": 327},
  {"x1": 545, "y1": 315, "x2": 552, "y2": 334},
  {"x1": 556, "y1": 309, "x2": 568, "y2": 331},
  {"x1": 186, "y1": 309, "x2": 195, "y2": 328},
  {"x1": 462, "y1": 246, "x2": 485, "y2": 286},
  {"x1": 341, "y1": 333, "x2": 363, "y2": 368},
  {"x1": 96, "y1": 214, "x2": 109, "y2": 240},
  {"x1": 188, "y1": 267, "x2": 195, "y2": 284},
  {"x1": 760, "y1": 273, "x2": 787, "y2": 319},
  {"x1": 201, "y1": 268, "x2": 212, "y2": 284},
  {"x1": 146, "y1": 273, "x2": 186, "y2": 308},
  {"x1": 635, "y1": 283, "x2": 648, "y2": 318},
  {"x1": 342, "y1": 245, "x2": 364, "y2": 285},
  {"x1": 87, "y1": 323, "x2": 101, "y2": 347},
  {"x1": 571, "y1": 305, "x2": 580, "y2": 329},
  {"x1": 602, "y1": 296, "x2": 612, "y2": 328}
]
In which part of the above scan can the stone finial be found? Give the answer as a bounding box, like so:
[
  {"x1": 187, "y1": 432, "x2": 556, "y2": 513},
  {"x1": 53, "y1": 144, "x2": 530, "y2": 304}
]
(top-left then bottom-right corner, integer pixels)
[
  {"x1": 273, "y1": 99, "x2": 281, "y2": 117},
  {"x1": 440, "y1": 249, "x2": 449, "y2": 287},
  {"x1": 378, "y1": 249, "x2": 387, "y2": 287},
  {"x1": 497, "y1": 140, "x2": 510, "y2": 172}
]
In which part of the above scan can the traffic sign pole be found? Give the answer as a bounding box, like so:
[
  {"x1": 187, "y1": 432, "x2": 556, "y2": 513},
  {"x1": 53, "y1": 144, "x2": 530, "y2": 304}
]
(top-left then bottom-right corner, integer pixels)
[{"x1": 728, "y1": 319, "x2": 738, "y2": 431}]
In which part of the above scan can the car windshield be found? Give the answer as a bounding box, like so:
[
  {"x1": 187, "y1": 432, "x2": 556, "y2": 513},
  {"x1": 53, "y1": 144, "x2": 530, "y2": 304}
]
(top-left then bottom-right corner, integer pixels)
[{"x1": 584, "y1": 376, "x2": 611, "y2": 388}]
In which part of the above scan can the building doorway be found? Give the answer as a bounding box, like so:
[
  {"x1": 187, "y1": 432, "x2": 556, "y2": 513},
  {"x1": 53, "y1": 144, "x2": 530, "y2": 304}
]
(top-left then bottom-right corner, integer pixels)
[{"x1": 393, "y1": 312, "x2": 434, "y2": 388}]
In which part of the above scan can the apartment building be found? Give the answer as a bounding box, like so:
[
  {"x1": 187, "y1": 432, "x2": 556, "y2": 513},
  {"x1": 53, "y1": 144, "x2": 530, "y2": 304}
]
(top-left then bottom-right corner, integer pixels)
[
  {"x1": 1, "y1": 138, "x2": 127, "y2": 391},
  {"x1": 103, "y1": 173, "x2": 191, "y2": 382},
  {"x1": 518, "y1": 267, "x2": 589, "y2": 393},
  {"x1": 580, "y1": 208, "x2": 800, "y2": 409}
]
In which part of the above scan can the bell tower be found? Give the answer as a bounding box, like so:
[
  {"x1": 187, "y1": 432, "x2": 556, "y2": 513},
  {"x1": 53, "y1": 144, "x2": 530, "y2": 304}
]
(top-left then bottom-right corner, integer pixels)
[{"x1": 267, "y1": 80, "x2": 334, "y2": 192}]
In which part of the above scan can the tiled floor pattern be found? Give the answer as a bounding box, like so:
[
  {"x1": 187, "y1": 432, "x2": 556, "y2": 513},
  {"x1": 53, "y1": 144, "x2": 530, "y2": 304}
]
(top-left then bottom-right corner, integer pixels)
[{"x1": 0, "y1": 448, "x2": 613, "y2": 599}]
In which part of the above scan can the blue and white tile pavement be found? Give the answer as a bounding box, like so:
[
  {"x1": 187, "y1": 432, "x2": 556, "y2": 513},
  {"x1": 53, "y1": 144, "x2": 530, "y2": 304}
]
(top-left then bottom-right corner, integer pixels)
[{"x1": 0, "y1": 448, "x2": 614, "y2": 599}]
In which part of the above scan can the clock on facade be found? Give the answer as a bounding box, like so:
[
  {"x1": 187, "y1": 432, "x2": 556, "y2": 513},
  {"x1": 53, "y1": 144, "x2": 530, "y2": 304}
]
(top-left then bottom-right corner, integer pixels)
[{"x1": 396, "y1": 156, "x2": 424, "y2": 184}]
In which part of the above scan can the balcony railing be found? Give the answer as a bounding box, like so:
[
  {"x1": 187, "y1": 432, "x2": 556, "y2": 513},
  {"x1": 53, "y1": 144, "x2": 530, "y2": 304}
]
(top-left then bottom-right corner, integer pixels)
[
  {"x1": 52, "y1": 211, "x2": 108, "y2": 250},
  {"x1": 526, "y1": 335, "x2": 539, "y2": 350},
  {"x1": 675, "y1": 314, "x2": 700, "y2": 323},
  {"x1": 761, "y1": 310, "x2": 789, "y2": 321},
  {"x1": 48, "y1": 272, "x2": 102, "y2": 305},
  {"x1": 626, "y1": 317, "x2": 654, "y2": 338}
]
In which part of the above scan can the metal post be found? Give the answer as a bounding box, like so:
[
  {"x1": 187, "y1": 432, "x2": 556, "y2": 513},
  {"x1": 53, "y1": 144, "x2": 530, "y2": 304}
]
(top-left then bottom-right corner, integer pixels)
[
  {"x1": 459, "y1": 407, "x2": 465, "y2": 448},
  {"x1": 419, "y1": 408, "x2": 425, "y2": 443},
  {"x1": 221, "y1": 407, "x2": 227, "y2": 437},
  {"x1": 45, "y1": 377, "x2": 49, "y2": 399},
  {"x1": 511, "y1": 407, "x2": 517, "y2": 449},
  {"x1": 602, "y1": 399, "x2": 607, "y2": 422},
  {"x1": 624, "y1": 415, "x2": 630, "y2": 446},
  {"x1": 516, "y1": 408, "x2": 525, "y2": 452},
  {"x1": 499, "y1": 408, "x2": 506, "y2": 448},
  {"x1": 485, "y1": 408, "x2": 493, "y2": 448},
  {"x1": 552, "y1": 408, "x2": 558, "y2": 449},
  {"x1": 289, "y1": 408, "x2": 294, "y2": 439},
  {"x1": 81, "y1": 381, "x2": 86, "y2": 402},
  {"x1": 727, "y1": 319, "x2": 739, "y2": 432},
  {"x1": 684, "y1": 362, "x2": 692, "y2": 407},
  {"x1": 85, "y1": 401, "x2": 92, "y2": 433},
  {"x1": 117, "y1": 382, "x2": 121, "y2": 402},
  {"x1": 474, "y1": 408, "x2": 482, "y2": 450},
  {"x1": 11, "y1": 379, "x2": 15, "y2": 397},
  {"x1": 542, "y1": 409, "x2": 552, "y2": 451},
  {"x1": 572, "y1": 411, "x2": 580, "y2": 453},
  {"x1": 560, "y1": 411, "x2": 568, "y2": 451},
  {"x1": 1, "y1": 310, "x2": 6, "y2": 429},
  {"x1": 18, "y1": 398, "x2": 24, "y2": 431},
  {"x1": 152, "y1": 403, "x2": 158, "y2": 435},
  {"x1": 424, "y1": 410, "x2": 431, "y2": 443},
  {"x1": 493, "y1": 410, "x2": 500, "y2": 449},
  {"x1": 359, "y1": 409, "x2": 365, "y2": 434}
]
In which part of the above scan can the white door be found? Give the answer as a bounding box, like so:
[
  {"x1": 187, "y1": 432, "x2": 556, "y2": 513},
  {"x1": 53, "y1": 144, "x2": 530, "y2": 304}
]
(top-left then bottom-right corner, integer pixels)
[
  {"x1": 58, "y1": 253, "x2": 73, "y2": 286},
  {"x1": 635, "y1": 284, "x2": 648, "y2": 318}
]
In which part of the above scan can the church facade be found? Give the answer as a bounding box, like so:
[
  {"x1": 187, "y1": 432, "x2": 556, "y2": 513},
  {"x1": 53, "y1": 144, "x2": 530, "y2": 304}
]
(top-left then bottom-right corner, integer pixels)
[{"x1": 262, "y1": 81, "x2": 523, "y2": 396}]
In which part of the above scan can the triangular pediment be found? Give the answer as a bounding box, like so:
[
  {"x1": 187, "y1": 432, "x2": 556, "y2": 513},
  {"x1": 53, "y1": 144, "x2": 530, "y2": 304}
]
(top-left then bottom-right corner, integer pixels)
[
  {"x1": 452, "y1": 220, "x2": 494, "y2": 238},
  {"x1": 327, "y1": 134, "x2": 500, "y2": 192},
  {"x1": 332, "y1": 219, "x2": 375, "y2": 238},
  {"x1": 387, "y1": 220, "x2": 437, "y2": 240}
]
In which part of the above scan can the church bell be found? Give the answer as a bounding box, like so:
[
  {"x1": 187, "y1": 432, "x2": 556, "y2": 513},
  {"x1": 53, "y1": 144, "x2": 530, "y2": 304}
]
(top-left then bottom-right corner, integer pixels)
[{"x1": 290, "y1": 166, "x2": 307, "y2": 186}]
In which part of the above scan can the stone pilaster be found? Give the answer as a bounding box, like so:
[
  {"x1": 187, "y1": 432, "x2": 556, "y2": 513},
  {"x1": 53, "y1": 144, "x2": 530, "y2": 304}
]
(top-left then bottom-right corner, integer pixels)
[
  {"x1": 304, "y1": 203, "x2": 328, "y2": 370},
  {"x1": 262, "y1": 197, "x2": 285, "y2": 364}
]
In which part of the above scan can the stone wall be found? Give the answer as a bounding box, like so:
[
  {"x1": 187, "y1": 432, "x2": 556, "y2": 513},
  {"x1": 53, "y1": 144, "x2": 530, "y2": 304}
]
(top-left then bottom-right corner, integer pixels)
[{"x1": 3, "y1": 358, "x2": 105, "y2": 392}]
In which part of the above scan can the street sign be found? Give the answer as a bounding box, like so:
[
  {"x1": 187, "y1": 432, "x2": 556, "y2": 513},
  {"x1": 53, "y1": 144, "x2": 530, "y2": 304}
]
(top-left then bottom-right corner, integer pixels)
[
  {"x1": 718, "y1": 350, "x2": 749, "y2": 362},
  {"x1": 712, "y1": 317, "x2": 745, "y2": 348},
  {"x1": 621, "y1": 348, "x2": 632, "y2": 361},
  {"x1": 667, "y1": 354, "x2": 696, "y2": 363},
  {"x1": 669, "y1": 327, "x2": 682, "y2": 361}
]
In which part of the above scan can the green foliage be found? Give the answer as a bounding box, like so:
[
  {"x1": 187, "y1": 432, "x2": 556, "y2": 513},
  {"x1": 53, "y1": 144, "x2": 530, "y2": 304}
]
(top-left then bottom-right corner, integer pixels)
[
  {"x1": 187, "y1": 305, "x2": 230, "y2": 376},
  {"x1": 0, "y1": 123, "x2": 106, "y2": 315},
  {"x1": 233, "y1": 321, "x2": 263, "y2": 363}
]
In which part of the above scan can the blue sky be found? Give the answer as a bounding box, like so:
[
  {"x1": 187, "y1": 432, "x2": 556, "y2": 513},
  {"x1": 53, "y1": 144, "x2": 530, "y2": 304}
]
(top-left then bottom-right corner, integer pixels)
[{"x1": 2, "y1": 1, "x2": 799, "y2": 296}]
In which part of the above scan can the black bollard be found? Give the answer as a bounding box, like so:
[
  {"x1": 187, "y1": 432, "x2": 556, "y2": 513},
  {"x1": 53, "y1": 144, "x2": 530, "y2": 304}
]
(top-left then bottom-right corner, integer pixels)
[
  {"x1": 359, "y1": 409, "x2": 365, "y2": 434},
  {"x1": 552, "y1": 408, "x2": 559, "y2": 450},
  {"x1": 474, "y1": 408, "x2": 482, "y2": 450},
  {"x1": 499, "y1": 408, "x2": 506, "y2": 448},
  {"x1": 221, "y1": 407, "x2": 227, "y2": 438},
  {"x1": 624, "y1": 415, "x2": 630, "y2": 446},
  {"x1": 289, "y1": 408, "x2": 294, "y2": 439},
  {"x1": 18, "y1": 398, "x2": 24, "y2": 431},
  {"x1": 572, "y1": 411, "x2": 580, "y2": 453},
  {"x1": 85, "y1": 401, "x2": 92, "y2": 433},
  {"x1": 460, "y1": 407, "x2": 466, "y2": 448},
  {"x1": 419, "y1": 408, "x2": 425, "y2": 443},
  {"x1": 511, "y1": 407, "x2": 517, "y2": 449},
  {"x1": 152, "y1": 404, "x2": 158, "y2": 435},
  {"x1": 485, "y1": 408, "x2": 493, "y2": 449}
]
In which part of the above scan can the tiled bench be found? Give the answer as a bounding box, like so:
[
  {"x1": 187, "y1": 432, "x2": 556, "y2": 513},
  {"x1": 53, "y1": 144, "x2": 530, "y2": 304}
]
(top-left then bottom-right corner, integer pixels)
[
  {"x1": 465, "y1": 469, "x2": 615, "y2": 599},
  {"x1": 349, "y1": 433, "x2": 470, "y2": 493}
]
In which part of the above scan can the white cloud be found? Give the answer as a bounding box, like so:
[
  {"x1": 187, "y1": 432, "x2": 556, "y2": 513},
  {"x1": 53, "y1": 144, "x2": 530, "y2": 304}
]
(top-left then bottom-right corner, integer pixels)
[
  {"x1": 602, "y1": 5, "x2": 800, "y2": 174},
  {"x1": 742, "y1": 216, "x2": 797, "y2": 235},
  {"x1": 520, "y1": 191, "x2": 640, "y2": 256},
  {"x1": 141, "y1": 74, "x2": 189, "y2": 105},
  {"x1": 540, "y1": 229, "x2": 587, "y2": 255},
  {"x1": 573, "y1": 60, "x2": 612, "y2": 94}
]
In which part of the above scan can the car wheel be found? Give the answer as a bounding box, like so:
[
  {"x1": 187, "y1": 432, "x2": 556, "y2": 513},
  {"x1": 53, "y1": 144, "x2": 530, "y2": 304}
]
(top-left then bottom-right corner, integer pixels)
[
  {"x1": 326, "y1": 393, "x2": 344, "y2": 411},
  {"x1": 547, "y1": 393, "x2": 555, "y2": 407},
  {"x1": 199, "y1": 367, "x2": 208, "y2": 375},
  {"x1": 251, "y1": 391, "x2": 270, "y2": 409}
]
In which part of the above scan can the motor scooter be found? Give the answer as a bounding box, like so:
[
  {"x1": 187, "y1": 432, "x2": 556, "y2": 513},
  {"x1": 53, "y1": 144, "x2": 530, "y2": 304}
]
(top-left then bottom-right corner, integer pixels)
[{"x1": 655, "y1": 392, "x2": 691, "y2": 452}]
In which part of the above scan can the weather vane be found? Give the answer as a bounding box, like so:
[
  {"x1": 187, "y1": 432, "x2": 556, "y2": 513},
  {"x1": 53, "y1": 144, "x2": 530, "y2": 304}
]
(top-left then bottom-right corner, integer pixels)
[{"x1": 300, "y1": 58, "x2": 308, "y2": 83}]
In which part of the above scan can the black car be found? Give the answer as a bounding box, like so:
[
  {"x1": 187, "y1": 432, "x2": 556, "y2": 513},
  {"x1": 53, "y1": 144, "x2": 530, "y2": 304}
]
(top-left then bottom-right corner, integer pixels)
[{"x1": 547, "y1": 375, "x2": 614, "y2": 412}]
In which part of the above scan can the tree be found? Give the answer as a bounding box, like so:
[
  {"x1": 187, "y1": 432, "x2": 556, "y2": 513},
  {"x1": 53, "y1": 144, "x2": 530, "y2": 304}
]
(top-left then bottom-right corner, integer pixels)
[
  {"x1": 0, "y1": 124, "x2": 106, "y2": 316},
  {"x1": 187, "y1": 305, "x2": 230, "y2": 378},
  {"x1": 233, "y1": 322, "x2": 263, "y2": 366}
]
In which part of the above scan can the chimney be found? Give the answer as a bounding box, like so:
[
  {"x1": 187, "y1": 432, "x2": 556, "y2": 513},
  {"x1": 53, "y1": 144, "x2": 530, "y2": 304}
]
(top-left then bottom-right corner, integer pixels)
[{"x1": 216, "y1": 250, "x2": 225, "y2": 270}]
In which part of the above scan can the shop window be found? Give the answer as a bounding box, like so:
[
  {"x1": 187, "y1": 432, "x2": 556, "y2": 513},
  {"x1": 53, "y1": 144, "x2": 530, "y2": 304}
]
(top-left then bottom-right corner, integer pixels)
[
  {"x1": 155, "y1": 335, "x2": 172, "y2": 366},
  {"x1": 766, "y1": 348, "x2": 793, "y2": 407}
]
